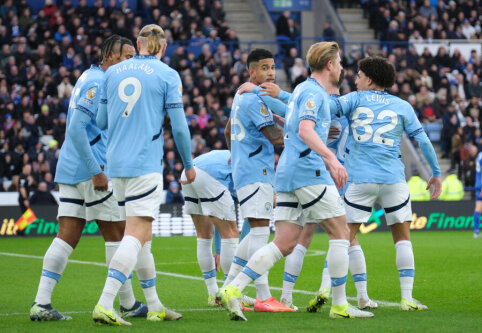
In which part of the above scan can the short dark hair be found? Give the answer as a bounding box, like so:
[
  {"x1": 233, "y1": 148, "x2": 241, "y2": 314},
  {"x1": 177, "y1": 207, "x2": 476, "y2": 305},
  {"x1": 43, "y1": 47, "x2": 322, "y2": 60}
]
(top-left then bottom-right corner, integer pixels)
[
  {"x1": 247, "y1": 48, "x2": 274, "y2": 68},
  {"x1": 358, "y1": 56, "x2": 396, "y2": 89}
]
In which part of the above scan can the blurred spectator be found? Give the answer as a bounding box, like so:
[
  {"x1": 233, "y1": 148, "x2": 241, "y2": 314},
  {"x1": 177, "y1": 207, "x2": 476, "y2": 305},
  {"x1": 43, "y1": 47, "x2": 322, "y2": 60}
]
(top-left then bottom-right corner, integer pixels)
[
  {"x1": 30, "y1": 181, "x2": 57, "y2": 205},
  {"x1": 165, "y1": 180, "x2": 184, "y2": 204},
  {"x1": 323, "y1": 22, "x2": 336, "y2": 41}
]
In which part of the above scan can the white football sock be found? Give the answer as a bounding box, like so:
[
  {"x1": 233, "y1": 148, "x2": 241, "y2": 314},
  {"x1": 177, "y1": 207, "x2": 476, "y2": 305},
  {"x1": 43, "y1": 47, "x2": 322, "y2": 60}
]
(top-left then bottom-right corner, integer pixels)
[
  {"x1": 35, "y1": 237, "x2": 73, "y2": 305},
  {"x1": 349, "y1": 245, "x2": 369, "y2": 301},
  {"x1": 98, "y1": 235, "x2": 141, "y2": 311},
  {"x1": 395, "y1": 240, "x2": 415, "y2": 302},
  {"x1": 220, "y1": 238, "x2": 238, "y2": 279},
  {"x1": 197, "y1": 238, "x2": 218, "y2": 296},
  {"x1": 281, "y1": 244, "x2": 307, "y2": 302},
  {"x1": 136, "y1": 241, "x2": 163, "y2": 312},
  {"x1": 319, "y1": 259, "x2": 331, "y2": 291},
  {"x1": 224, "y1": 233, "x2": 250, "y2": 286},
  {"x1": 105, "y1": 241, "x2": 136, "y2": 309},
  {"x1": 327, "y1": 239, "x2": 349, "y2": 306},
  {"x1": 249, "y1": 227, "x2": 271, "y2": 300},
  {"x1": 231, "y1": 242, "x2": 283, "y2": 293}
]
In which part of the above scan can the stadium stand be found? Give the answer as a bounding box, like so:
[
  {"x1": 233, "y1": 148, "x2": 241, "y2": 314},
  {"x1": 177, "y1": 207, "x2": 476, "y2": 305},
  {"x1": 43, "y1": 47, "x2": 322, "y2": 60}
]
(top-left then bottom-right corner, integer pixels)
[{"x1": 0, "y1": 0, "x2": 480, "y2": 197}]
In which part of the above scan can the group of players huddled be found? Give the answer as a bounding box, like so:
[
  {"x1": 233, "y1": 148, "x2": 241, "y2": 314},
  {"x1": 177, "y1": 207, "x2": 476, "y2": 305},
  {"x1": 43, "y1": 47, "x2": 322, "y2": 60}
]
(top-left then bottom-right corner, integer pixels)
[{"x1": 29, "y1": 23, "x2": 442, "y2": 326}]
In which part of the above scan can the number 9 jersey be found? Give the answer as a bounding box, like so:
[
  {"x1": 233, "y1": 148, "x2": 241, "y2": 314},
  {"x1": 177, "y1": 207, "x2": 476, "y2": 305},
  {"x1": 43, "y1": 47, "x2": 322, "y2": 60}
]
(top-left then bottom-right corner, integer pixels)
[
  {"x1": 100, "y1": 55, "x2": 184, "y2": 178},
  {"x1": 331, "y1": 89, "x2": 424, "y2": 184}
]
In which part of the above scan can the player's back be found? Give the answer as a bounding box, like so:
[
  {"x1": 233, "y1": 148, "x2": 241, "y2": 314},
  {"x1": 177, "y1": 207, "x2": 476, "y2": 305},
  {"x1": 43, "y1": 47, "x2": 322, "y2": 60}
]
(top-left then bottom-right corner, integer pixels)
[
  {"x1": 55, "y1": 65, "x2": 106, "y2": 185},
  {"x1": 337, "y1": 89, "x2": 423, "y2": 184},
  {"x1": 230, "y1": 92, "x2": 275, "y2": 189},
  {"x1": 275, "y1": 78, "x2": 333, "y2": 192},
  {"x1": 194, "y1": 150, "x2": 235, "y2": 196},
  {"x1": 104, "y1": 55, "x2": 182, "y2": 178}
]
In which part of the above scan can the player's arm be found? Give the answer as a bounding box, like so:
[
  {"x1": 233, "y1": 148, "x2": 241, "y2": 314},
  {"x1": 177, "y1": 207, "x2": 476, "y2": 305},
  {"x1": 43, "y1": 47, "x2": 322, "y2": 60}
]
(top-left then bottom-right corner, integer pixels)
[
  {"x1": 329, "y1": 92, "x2": 356, "y2": 117},
  {"x1": 168, "y1": 107, "x2": 195, "y2": 184},
  {"x1": 96, "y1": 103, "x2": 108, "y2": 130},
  {"x1": 166, "y1": 72, "x2": 195, "y2": 184},
  {"x1": 411, "y1": 130, "x2": 442, "y2": 199},
  {"x1": 225, "y1": 118, "x2": 231, "y2": 151},
  {"x1": 70, "y1": 108, "x2": 108, "y2": 191},
  {"x1": 299, "y1": 119, "x2": 347, "y2": 190},
  {"x1": 238, "y1": 82, "x2": 289, "y2": 117},
  {"x1": 96, "y1": 78, "x2": 108, "y2": 130},
  {"x1": 260, "y1": 124, "x2": 284, "y2": 146}
]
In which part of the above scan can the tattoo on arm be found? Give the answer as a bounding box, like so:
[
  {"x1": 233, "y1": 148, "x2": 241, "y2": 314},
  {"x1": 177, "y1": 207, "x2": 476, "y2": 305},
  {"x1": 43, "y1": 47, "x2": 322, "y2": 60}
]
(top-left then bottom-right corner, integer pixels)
[{"x1": 261, "y1": 124, "x2": 284, "y2": 146}]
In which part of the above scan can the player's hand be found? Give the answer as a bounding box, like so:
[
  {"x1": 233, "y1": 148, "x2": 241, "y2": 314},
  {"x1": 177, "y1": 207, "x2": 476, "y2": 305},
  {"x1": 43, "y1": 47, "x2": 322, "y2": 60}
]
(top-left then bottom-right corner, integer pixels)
[
  {"x1": 92, "y1": 172, "x2": 108, "y2": 191},
  {"x1": 426, "y1": 176, "x2": 442, "y2": 200},
  {"x1": 214, "y1": 253, "x2": 220, "y2": 272},
  {"x1": 324, "y1": 155, "x2": 347, "y2": 191},
  {"x1": 258, "y1": 82, "x2": 281, "y2": 98},
  {"x1": 237, "y1": 82, "x2": 256, "y2": 94},
  {"x1": 181, "y1": 167, "x2": 196, "y2": 184},
  {"x1": 23, "y1": 199, "x2": 30, "y2": 208},
  {"x1": 328, "y1": 126, "x2": 341, "y2": 139}
]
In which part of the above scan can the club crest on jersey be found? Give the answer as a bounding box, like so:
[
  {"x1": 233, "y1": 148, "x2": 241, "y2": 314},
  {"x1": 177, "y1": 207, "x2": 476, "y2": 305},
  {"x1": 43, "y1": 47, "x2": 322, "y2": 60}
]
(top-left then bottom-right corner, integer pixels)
[
  {"x1": 306, "y1": 98, "x2": 316, "y2": 109},
  {"x1": 86, "y1": 87, "x2": 96, "y2": 99},
  {"x1": 260, "y1": 104, "x2": 269, "y2": 116},
  {"x1": 264, "y1": 202, "x2": 272, "y2": 212}
]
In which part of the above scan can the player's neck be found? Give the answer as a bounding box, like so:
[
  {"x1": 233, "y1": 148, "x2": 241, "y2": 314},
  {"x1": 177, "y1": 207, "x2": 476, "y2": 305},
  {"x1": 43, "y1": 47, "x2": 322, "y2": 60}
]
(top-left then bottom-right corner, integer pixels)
[
  {"x1": 368, "y1": 84, "x2": 385, "y2": 91},
  {"x1": 310, "y1": 71, "x2": 331, "y2": 91}
]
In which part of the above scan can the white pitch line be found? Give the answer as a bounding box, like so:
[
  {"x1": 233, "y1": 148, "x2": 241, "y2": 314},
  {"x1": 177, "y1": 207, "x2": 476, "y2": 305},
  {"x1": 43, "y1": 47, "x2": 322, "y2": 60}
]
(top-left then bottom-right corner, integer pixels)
[{"x1": 0, "y1": 252, "x2": 399, "y2": 307}]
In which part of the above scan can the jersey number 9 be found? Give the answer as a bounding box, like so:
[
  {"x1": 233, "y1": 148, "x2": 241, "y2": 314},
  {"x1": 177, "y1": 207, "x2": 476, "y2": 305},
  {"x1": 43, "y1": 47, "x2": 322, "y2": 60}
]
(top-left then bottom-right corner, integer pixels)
[{"x1": 119, "y1": 77, "x2": 142, "y2": 118}]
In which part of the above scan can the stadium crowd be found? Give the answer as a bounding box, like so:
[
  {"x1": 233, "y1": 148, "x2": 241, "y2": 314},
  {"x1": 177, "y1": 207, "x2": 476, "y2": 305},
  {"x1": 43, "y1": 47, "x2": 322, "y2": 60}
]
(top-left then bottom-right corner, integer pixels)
[{"x1": 0, "y1": 0, "x2": 481, "y2": 197}]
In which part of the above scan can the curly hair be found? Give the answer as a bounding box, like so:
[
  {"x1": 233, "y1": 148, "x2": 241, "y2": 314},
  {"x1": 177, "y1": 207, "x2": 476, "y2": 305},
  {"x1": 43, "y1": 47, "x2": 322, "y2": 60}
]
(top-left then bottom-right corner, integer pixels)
[{"x1": 359, "y1": 56, "x2": 396, "y2": 89}]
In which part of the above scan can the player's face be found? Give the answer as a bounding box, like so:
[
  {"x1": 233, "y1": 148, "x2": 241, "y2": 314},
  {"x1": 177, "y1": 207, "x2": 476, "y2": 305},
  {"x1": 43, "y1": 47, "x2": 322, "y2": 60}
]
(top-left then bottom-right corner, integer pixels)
[
  {"x1": 118, "y1": 44, "x2": 136, "y2": 62},
  {"x1": 251, "y1": 58, "x2": 275, "y2": 85},
  {"x1": 355, "y1": 70, "x2": 370, "y2": 91},
  {"x1": 330, "y1": 53, "x2": 343, "y2": 86}
]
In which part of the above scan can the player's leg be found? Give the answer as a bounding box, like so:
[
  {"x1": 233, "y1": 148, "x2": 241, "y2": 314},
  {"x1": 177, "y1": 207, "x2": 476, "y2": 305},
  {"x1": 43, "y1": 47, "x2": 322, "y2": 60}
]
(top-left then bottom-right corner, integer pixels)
[
  {"x1": 31, "y1": 183, "x2": 87, "y2": 321},
  {"x1": 303, "y1": 184, "x2": 372, "y2": 318},
  {"x1": 281, "y1": 222, "x2": 317, "y2": 309},
  {"x1": 191, "y1": 214, "x2": 218, "y2": 303},
  {"x1": 348, "y1": 224, "x2": 377, "y2": 309},
  {"x1": 218, "y1": 221, "x2": 302, "y2": 320},
  {"x1": 381, "y1": 182, "x2": 426, "y2": 311},
  {"x1": 473, "y1": 199, "x2": 482, "y2": 238},
  {"x1": 98, "y1": 220, "x2": 147, "y2": 317},
  {"x1": 89, "y1": 178, "x2": 147, "y2": 318},
  {"x1": 212, "y1": 217, "x2": 239, "y2": 281}
]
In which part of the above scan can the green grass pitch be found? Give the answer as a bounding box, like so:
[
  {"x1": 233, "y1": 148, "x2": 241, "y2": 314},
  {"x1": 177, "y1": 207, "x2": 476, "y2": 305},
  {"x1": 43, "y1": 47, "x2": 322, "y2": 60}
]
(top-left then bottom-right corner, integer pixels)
[{"x1": 0, "y1": 231, "x2": 481, "y2": 332}]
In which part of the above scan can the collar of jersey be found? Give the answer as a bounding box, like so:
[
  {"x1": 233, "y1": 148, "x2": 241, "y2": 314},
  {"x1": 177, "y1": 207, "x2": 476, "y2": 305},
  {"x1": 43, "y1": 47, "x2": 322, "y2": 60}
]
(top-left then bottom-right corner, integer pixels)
[
  {"x1": 135, "y1": 55, "x2": 158, "y2": 60},
  {"x1": 90, "y1": 64, "x2": 104, "y2": 72},
  {"x1": 368, "y1": 89, "x2": 388, "y2": 95}
]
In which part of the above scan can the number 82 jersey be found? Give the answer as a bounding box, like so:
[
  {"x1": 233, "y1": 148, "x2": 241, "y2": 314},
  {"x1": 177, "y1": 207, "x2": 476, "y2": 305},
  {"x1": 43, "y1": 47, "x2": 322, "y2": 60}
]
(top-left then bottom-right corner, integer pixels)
[{"x1": 332, "y1": 89, "x2": 424, "y2": 184}]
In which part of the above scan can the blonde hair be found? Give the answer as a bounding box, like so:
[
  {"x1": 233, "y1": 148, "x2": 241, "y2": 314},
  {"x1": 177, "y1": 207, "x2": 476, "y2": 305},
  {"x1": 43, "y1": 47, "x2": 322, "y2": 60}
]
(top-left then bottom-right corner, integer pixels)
[
  {"x1": 306, "y1": 42, "x2": 339, "y2": 72},
  {"x1": 138, "y1": 24, "x2": 166, "y2": 55}
]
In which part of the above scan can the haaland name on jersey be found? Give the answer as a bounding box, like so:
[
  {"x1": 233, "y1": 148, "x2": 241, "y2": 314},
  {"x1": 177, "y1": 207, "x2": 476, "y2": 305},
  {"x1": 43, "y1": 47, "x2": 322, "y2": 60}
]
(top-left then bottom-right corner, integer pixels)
[{"x1": 114, "y1": 62, "x2": 154, "y2": 75}]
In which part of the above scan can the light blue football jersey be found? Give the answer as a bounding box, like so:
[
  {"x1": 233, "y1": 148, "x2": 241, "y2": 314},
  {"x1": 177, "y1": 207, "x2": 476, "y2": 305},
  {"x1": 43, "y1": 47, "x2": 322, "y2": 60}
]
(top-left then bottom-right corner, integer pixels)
[
  {"x1": 55, "y1": 65, "x2": 107, "y2": 185},
  {"x1": 475, "y1": 152, "x2": 482, "y2": 190},
  {"x1": 230, "y1": 92, "x2": 275, "y2": 189},
  {"x1": 193, "y1": 150, "x2": 235, "y2": 197},
  {"x1": 275, "y1": 78, "x2": 334, "y2": 192},
  {"x1": 332, "y1": 89, "x2": 424, "y2": 184},
  {"x1": 327, "y1": 95, "x2": 350, "y2": 165},
  {"x1": 101, "y1": 55, "x2": 184, "y2": 178}
]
